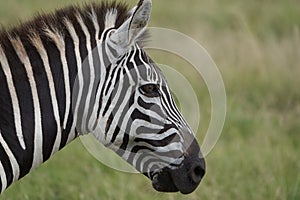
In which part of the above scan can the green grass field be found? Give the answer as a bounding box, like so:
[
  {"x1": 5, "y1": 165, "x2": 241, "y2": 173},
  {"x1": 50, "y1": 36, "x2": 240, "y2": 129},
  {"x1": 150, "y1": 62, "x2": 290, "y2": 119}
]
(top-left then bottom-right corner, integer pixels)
[{"x1": 0, "y1": 0, "x2": 300, "y2": 199}]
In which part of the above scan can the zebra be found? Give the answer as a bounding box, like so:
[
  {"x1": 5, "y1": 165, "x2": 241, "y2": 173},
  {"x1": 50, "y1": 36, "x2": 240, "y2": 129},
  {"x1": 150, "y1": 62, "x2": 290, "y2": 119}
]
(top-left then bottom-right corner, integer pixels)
[{"x1": 0, "y1": 0, "x2": 205, "y2": 195}]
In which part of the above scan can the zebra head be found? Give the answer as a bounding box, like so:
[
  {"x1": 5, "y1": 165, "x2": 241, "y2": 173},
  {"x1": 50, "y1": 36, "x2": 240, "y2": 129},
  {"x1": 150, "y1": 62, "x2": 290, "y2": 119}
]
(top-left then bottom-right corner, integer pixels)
[{"x1": 89, "y1": 0, "x2": 205, "y2": 194}]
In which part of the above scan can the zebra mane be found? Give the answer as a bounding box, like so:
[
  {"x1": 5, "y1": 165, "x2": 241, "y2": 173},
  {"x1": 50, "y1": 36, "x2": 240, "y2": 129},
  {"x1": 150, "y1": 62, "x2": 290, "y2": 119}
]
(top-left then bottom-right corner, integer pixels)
[{"x1": 0, "y1": 1, "x2": 149, "y2": 50}]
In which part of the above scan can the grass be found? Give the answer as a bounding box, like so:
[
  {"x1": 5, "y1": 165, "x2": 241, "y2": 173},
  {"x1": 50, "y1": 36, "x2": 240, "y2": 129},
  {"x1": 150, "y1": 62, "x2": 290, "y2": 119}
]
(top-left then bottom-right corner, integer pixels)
[{"x1": 0, "y1": 0, "x2": 300, "y2": 199}]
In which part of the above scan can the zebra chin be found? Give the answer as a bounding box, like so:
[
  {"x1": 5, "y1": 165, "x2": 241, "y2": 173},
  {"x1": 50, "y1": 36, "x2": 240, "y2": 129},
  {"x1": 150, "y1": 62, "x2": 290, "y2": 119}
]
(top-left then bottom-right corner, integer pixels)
[{"x1": 151, "y1": 138, "x2": 206, "y2": 194}]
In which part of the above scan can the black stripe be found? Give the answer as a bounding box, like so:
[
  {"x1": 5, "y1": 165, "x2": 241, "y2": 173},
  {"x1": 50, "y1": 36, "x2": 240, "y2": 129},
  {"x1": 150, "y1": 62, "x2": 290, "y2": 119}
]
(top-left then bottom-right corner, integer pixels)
[
  {"x1": 103, "y1": 65, "x2": 124, "y2": 118},
  {"x1": 42, "y1": 36, "x2": 66, "y2": 128},
  {"x1": 60, "y1": 27, "x2": 78, "y2": 147},
  {"x1": 102, "y1": 96, "x2": 111, "y2": 117},
  {"x1": 0, "y1": 146, "x2": 13, "y2": 188},
  {"x1": 161, "y1": 85, "x2": 181, "y2": 123},
  {"x1": 119, "y1": 138, "x2": 155, "y2": 160},
  {"x1": 104, "y1": 66, "x2": 118, "y2": 96},
  {"x1": 81, "y1": 12, "x2": 97, "y2": 50},
  {"x1": 86, "y1": 37, "x2": 101, "y2": 127},
  {"x1": 65, "y1": 13, "x2": 89, "y2": 66},
  {"x1": 105, "y1": 113, "x2": 113, "y2": 136},
  {"x1": 137, "y1": 97, "x2": 165, "y2": 117},
  {"x1": 133, "y1": 48, "x2": 147, "y2": 76},
  {"x1": 110, "y1": 90, "x2": 135, "y2": 144},
  {"x1": 97, "y1": 64, "x2": 111, "y2": 117},
  {"x1": 132, "y1": 145, "x2": 182, "y2": 161},
  {"x1": 136, "y1": 123, "x2": 177, "y2": 135},
  {"x1": 131, "y1": 109, "x2": 163, "y2": 126},
  {"x1": 116, "y1": 133, "x2": 129, "y2": 154},
  {"x1": 134, "y1": 133, "x2": 180, "y2": 147},
  {"x1": 21, "y1": 37, "x2": 57, "y2": 162},
  {"x1": 110, "y1": 125, "x2": 120, "y2": 143},
  {"x1": 127, "y1": 51, "x2": 138, "y2": 80},
  {"x1": 45, "y1": 35, "x2": 75, "y2": 147},
  {"x1": 101, "y1": 29, "x2": 113, "y2": 68}
]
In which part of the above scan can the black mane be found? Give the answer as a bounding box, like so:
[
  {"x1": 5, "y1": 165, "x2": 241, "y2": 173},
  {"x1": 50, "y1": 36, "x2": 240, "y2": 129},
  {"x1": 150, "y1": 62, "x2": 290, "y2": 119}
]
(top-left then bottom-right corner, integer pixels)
[{"x1": 0, "y1": 1, "x2": 129, "y2": 46}]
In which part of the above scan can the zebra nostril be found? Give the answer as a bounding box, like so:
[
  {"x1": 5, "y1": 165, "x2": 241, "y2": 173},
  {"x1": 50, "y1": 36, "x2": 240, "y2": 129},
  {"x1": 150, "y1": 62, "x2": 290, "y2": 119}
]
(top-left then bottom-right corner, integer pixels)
[{"x1": 189, "y1": 163, "x2": 205, "y2": 184}]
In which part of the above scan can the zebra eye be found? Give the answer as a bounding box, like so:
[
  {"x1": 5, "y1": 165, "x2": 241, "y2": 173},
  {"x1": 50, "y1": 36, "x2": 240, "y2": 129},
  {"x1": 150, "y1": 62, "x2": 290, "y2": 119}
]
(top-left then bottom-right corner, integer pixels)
[{"x1": 139, "y1": 84, "x2": 160, "y2": 97}]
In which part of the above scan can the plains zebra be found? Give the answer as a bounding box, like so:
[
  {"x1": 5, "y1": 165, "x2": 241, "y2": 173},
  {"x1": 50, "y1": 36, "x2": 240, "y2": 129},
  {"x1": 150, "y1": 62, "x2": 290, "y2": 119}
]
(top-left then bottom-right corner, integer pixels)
[{"x1": 0, "y1": 0, "x2": 205, "y2": 194}]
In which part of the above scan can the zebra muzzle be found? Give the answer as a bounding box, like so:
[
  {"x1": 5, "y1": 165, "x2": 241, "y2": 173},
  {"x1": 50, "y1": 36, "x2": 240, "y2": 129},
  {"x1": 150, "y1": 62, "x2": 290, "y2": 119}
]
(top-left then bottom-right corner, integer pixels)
[
  {"x1": 152, "y1": 137, "x2": 206, "y2": 194},
  {"x1": 152, "y1": 156, "x2": 205, "y2": 194}
]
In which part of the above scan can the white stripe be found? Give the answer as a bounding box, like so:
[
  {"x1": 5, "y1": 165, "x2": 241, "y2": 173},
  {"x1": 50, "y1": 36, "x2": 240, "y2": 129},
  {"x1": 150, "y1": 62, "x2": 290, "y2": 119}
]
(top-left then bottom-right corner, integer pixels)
[
  {"x1": 87, "y1": 9, "x2": 101, "y2": 130},
  {"x1": 44, "y1": 29, "x2": 71, "y2": 130},
  {"x1": 30, "y1": 35, "x2": 62, "y2": 156},
  {"x1": 76, "y1": 14, "x2": 95, "y2": 133},
  {"x1": 0, "y1": 131, "x2": 20, "y2": 183},
  {"x1": 10, "y1": 36, "x2": 43, "y2": 169},
  {"x1": 88, "y1": 9, "x2": 108, "y2": 131},
  {"x1": 0, "y1": 45, "x2": 26, "y2": 150},
  {"x1": 105, "y1": 9, "x2": 118, "y2": 29},
  {"x1": 0, "y1": 160, "x2": 7, "y2": 193},
  {"x1": 89, "y1": 8, "x2": 100, "y2": 39},
  {"x1": 64, "y1": 19, "x2": 84, "y2": 141},
  {"x1": 105, "y1": 70, "x2": 126, "y2": 136}
]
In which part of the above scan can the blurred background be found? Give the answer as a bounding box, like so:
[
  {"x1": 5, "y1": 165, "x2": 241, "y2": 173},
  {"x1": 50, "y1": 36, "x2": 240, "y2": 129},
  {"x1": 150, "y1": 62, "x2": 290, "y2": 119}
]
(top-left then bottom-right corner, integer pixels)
[{"x1": 0, "y1": 0, "x2": 299, "y2": 199}]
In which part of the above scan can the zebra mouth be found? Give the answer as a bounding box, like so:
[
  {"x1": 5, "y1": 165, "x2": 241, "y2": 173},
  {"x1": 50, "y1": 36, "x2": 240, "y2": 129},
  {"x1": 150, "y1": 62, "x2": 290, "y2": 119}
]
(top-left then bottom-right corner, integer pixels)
[
  {"x1": 152, "y1": 170, "x2": 179, "y2": 193},
  {"x1": 151, "y1": 155, "x2": 205, "y2": 194}
]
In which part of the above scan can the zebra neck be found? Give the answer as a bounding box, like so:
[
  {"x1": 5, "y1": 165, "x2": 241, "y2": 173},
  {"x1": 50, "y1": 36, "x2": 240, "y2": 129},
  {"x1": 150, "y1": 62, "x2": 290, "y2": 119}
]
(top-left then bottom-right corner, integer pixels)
[
  {"x1": 0, "y1": 4, "x2": 129, "y2": 193},
  {"x1": 0, "y1": 31, "x2": 83, "y2": 192}
]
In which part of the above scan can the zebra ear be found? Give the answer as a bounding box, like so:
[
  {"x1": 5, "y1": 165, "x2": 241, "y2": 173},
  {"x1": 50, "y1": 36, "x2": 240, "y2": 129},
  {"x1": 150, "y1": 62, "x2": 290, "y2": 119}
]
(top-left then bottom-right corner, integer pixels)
[{"x1": 110, "y1": 0, "x2": 151, "y2": 49}]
